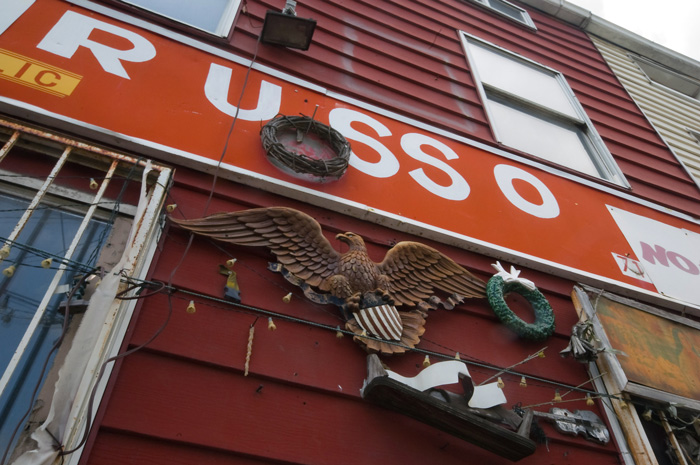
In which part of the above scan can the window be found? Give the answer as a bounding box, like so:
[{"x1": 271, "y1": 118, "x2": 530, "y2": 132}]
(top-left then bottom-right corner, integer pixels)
[
  {"x1": 118, "y1": 0, "x2": 241, "y2": 36},
  {"x1": 634, "y1": 55, "x2": 700, "y2": 101},
  {"x1": 467, "y1": 0, "x2": 536, "y2": 29},
  {"x1": 0, "y1": 194, "x2": 110, "y2": 457},
  {"x1": 461, "y1": 34, "x2": 627, "y2": 185},
  {"x1": 689, "y1": 128, "x2": 700, "y2": 145},
  {"x1": 0, "y1": 119, "x2": 171, "y2": 461}
]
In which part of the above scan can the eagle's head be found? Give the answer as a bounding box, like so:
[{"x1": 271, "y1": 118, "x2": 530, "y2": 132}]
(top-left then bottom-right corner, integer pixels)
[{"x1": 336, "y1": 232, "x2": 366, "y2": 251}]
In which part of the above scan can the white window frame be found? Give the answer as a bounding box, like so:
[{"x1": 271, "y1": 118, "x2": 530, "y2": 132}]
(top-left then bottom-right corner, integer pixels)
[
  {"x1": 632, "y1": 54, "x2": 700, "y2": 102},
  {"x1": 688, "y1": 128, "x2": 700, "y2": 145},
  {"x1": 118, "y1": 0, "x2": 241, "y2": 37},
  {"x1": 460, "y1": 32, "x2": 628, "y2": 186},
  {"x1": 467, "y1": 0, "x2": 537, "y2": 29},
  {"x1": 0, "y1": 118, "x2": 171, "y2": 463}
]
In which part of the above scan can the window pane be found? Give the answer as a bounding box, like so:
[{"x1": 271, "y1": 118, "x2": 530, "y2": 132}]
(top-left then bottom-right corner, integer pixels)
[
  {"x1": 0, "y1": 194, "x2": 110, "y2": 456},
  {"x1": 122, "y1": 0, "x2": 231, "y2": 33},
  {"x1": 487, "y1": 0, "x2": 525, "y2": 21},
  {"x1": 636, "y1": 59, "x2": 700, "y2": 100},
  {"x1": 469, "y1": 42, "x2": 580, "y2": 119},
  {"x1": 487, "y1": 98, "x2": 601, "y2": 177}
]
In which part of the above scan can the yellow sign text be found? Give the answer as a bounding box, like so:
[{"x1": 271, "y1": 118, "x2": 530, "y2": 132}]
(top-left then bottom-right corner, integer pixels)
[{"x1": 0, "y1": 49, "x2": 81, "y2": 97}]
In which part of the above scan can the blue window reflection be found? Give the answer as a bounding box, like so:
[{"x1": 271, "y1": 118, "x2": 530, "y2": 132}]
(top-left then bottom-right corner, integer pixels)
[{"x1": 0, "y1": 194, "x2": 110, "y2": 457}]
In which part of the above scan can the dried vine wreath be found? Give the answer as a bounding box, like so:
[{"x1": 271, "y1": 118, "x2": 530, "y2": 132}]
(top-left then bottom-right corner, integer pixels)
[{"x1": 261, "y1": 114, "x2": 351, "y2": 181}]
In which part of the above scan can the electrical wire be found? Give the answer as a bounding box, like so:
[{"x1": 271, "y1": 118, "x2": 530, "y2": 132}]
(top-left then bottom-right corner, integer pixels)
[
  {"x1": 2, "y1": 232, "x2": 631, "y2": 402},
  {"x1": 55, "y1": 31, "x2": 267, "y2": 460},
  {"x1": 59, "y1": 289, "x2": 174, "y2": 457},
  {"x1": 0, "y1": 236, "x2": 97, "y2": 275},
  {"x1": 162, "y1": 281, "x2": 617, "y2": 399},
  {"x1": 4, "y1": 232, "x2": 682, "y2": 465},
  {"x1": 5, "y1": 27, "x2": 690, "y2": 454},
  {"x1": 201, "y1": 33, "x2": 262, "y2": 217},
  {"x1": 1, "y1": 26, "x2": 266, "y2": 459}
]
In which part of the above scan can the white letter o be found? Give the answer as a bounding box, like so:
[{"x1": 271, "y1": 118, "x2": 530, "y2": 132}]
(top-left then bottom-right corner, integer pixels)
[{"x1": 494, "y1": 164, "x2": 559, "y2": 219}]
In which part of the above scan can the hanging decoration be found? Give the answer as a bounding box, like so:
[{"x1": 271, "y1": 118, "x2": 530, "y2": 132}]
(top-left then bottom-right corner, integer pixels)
[
  {"x1": 0, "y1": 244, "x2": 10, "y2": 261},
  {"x1": 171, "y1": 207, "x2": 487, "y2": 355},
  {"x1": 244, "y1": 323, "x2": 255, "y2": 376},
  {"x1": 486, "y1": 262, "x2": 555, "y2": 341},
  {"x1": 260, "y1": 114, "x2": 351, "y2": 183},
  {"x1": 553, "y1": 390, "x2": 562, "y2": 403},
  {"x1": 219, "y1": 260, "x2": 241, "y2": 303}
]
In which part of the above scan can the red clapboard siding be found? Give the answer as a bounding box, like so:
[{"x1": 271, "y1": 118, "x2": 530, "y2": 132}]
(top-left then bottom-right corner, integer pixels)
[
  {"x1": 88, "y1": 430, "x2": 278, "y2": 465},
  {"x1": 222, "y1": 0, "x2": 700, "y2": 216},
  {"x1": 95, "y1": 350, "x2": 620, "y2": 465},
  {"x1": 81, "y1": 176, "x2": 624, "y2": 465}
]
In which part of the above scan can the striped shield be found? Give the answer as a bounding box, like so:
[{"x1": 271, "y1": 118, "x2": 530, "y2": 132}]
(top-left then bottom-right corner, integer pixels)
[{"x1": 353, "y1": 304, "x2": 403, "y2": 341}]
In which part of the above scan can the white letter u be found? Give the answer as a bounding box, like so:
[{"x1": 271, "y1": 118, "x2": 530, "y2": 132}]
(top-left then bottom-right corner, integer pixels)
[{"x1": 204, "y1": 63, "x2": 281, "y2": 121}]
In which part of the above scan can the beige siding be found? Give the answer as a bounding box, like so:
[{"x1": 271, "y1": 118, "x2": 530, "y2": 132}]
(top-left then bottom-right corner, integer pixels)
[{"x1": 593, "y1": 37, "x2": 700, "y2": 184}]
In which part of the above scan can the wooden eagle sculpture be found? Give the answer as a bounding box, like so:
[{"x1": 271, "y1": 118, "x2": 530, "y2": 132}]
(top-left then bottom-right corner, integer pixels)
[{"x1": 171, "y1": 207, "x2": 487, "y2": 355}]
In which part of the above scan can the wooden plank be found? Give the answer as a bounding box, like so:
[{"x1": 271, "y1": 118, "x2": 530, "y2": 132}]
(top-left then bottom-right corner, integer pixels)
[
  {"x1": 572, "y1": 287, "x2": 658, "y2": 465},
  {"x1": 360, "y1": 355, "x2": 537, "y2": 461}
]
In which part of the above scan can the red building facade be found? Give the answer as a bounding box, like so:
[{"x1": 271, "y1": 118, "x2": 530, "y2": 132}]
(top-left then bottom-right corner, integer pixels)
[{"x1": 0, "y1": 0, "x2": 698, "y2": 464}]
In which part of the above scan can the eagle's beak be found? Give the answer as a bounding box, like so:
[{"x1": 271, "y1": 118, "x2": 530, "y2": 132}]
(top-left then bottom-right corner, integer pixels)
[{"x1": 336, "y1": 233, "x2": 349, "y2": 243}]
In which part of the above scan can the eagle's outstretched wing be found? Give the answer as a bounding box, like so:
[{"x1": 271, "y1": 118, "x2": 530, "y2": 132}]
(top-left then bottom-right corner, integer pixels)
[
  {"x1": 170, "y1": 207, "x2": 341, "y2": 290},
  {"x1": 378, "y1": 241, "x2": 487, "y2": 306}
]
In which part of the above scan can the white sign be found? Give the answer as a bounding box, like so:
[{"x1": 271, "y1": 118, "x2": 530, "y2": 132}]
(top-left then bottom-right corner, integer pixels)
[{"x1": 608, "y1": 206, "x2": 700, "y2": 306}]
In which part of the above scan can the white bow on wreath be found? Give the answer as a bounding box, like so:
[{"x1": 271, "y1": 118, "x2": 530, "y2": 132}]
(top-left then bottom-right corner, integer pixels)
[{"x1": 491, "y1": 261, "x2": 537, "y2": 291}]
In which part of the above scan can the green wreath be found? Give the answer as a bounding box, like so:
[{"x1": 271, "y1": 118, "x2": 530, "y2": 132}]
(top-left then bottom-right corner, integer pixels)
[{"x1": 486, "y1": 275, "x2": 555, "y2": 341}]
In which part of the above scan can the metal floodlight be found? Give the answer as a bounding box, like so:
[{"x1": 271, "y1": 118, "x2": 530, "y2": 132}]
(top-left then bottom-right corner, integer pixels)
[{"x1": 260, "y1": 0, "x2": 317, "y2": 51}]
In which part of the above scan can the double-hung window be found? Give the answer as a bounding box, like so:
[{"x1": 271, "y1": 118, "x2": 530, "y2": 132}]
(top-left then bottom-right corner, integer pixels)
[
  {"x1": 0, "y1": 118, "x2": 171, "y2": 461},
  {"x1": 461, "y1": 33, "x2": 627, "y2": 185},
  {"x1": 116, "y1": 0, "x2": 241, "y2": 36}
]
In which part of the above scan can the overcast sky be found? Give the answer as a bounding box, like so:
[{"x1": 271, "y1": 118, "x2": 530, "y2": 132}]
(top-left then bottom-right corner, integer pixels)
[{"x1": 566, "y1": 0, "x2": 700, "y2": 63}]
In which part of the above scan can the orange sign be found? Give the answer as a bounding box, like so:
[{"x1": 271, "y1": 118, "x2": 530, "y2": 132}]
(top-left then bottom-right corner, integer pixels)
[{"x1": 2, "y1": 0, "x2": 700, "y2": 305}]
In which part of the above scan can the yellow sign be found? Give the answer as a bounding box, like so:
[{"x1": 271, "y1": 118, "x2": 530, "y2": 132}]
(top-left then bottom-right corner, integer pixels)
[{"x1": 0, "y1": 49, "x2": 81, "y2": 97}]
